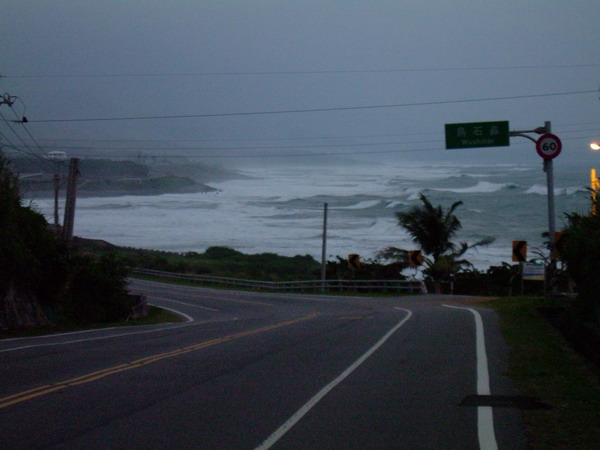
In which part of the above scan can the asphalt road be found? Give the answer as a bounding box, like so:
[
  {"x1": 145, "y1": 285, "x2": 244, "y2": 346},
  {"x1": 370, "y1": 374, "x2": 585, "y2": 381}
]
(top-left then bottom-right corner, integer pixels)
[{"x1": 0, "y1": 279, "x2": 527, "y2": 449}]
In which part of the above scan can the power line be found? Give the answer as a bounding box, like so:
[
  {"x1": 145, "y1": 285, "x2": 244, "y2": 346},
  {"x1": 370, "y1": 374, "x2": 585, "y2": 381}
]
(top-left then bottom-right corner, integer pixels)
[
  {"x1": 26, "y1": 127, "x2": 600, "y2": 151},
  {"x1": 7, "y1": 97, "x2": 48, "y2": 158},
  {"x1": 16, "y1": 121, "x2": 600, "y2": 147},
  {"x1": 10, "y1": 131, "x2": 592, "y2": 161},
  {"x1": 0, "y1": 111, "x2": 48, "y2": 161},
  {"x1": 0, "y1": 142, "x2": 53, "y2": 172},
  {"x1": 28, "y1": 130, "x2": 442, "y2": 143},
  {"x1": 26, "y1": 89, "x2": 597, "y2": 124},
  {"x1": 3, "y1": 63, "x2": 600, "y2": 78},
  {"x1": 71, "y1": 148, "x2": 444, "y2": 159},
  {"x1": 30, "y1": 139, "x2": 442, "y2": 152},
  {"x1": 53, "y1": 131, "x2": 593, "y2": 160}
]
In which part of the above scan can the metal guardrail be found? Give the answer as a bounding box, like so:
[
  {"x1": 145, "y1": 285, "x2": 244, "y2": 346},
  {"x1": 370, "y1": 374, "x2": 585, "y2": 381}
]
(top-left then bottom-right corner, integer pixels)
[{"x1": 131, "y1": 268, "x2": 427, "y2": 294}]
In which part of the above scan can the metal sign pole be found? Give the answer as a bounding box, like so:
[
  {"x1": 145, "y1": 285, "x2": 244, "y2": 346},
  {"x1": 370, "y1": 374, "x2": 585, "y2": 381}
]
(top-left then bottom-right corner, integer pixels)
[{"x1": 543, "y1": 122, "x2": 557, "y2": 296}]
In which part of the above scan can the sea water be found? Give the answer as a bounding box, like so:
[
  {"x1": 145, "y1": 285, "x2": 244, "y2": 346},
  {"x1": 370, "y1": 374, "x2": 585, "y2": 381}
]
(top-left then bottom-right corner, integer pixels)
[{"x1": 27, "y1": 159, "x2": 592, "y2": 270}]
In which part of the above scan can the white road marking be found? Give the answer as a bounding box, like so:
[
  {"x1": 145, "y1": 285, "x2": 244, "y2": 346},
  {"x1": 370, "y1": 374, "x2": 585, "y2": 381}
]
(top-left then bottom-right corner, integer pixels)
[
  {"x1": 152, "y1": 303, "x2": 195, "y2": 322},
  {"x1": 0, "y1": 304, "x2": 242, "y2": 354},
  {"x1": 0, "y1": 322, "x2": 196, "y2": 353},
  {"x1": 0, "y1": 327, "x2": 118, "y2": 342},
  {"x1": 148, "y1": 296, "x2": 220, "y2": 312},
  {"x1": 443, "y1": 304, "x2": 498, "y2": 450},
  {"x1": 255, "y1": 307, "x2": 413, "y2": 450}
]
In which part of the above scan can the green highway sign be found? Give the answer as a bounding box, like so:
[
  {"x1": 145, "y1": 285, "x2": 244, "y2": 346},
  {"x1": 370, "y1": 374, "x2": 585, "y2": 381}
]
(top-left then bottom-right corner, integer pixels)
[{"x1": 445, "y1": 121, "x2": 510, "y2": 149}]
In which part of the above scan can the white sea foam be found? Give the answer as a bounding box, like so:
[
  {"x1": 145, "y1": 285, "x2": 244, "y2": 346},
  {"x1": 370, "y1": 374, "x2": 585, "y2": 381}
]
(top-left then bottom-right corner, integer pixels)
[
  {"x1": 338, "y1": 200, "x2": 381, "y2": 210},
  {"x1": 26, "y1": 160, "x2": 593, "y2": 269},
  {"x1": 525, "y1": 185, "x2": 587, "y2": 196},
  {"x1": 385, "y1": 200, "x2": 404, "y2": 208},
  {"x1": 434, "y1": 181, "x2": 511, "y2": 194}
]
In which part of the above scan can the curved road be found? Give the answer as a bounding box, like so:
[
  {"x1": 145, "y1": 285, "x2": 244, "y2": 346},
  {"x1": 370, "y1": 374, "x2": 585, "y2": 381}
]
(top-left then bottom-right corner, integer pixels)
[{"x1": 0, "y1": 279, "x2": 526, "y2": 449}]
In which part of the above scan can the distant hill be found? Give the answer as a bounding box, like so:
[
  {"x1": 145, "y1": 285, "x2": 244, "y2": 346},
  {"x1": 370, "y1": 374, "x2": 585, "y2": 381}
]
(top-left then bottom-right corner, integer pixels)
[{"x1": 8, "y1": 157, "x2": 246, "y2": 197}]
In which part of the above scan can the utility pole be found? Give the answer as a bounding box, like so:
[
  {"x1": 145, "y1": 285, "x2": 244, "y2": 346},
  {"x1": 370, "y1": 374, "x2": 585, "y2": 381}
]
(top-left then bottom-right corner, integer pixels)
[
  {"x1": 321, "y1": 203, "x2": 328, "y2": 291},
  {"x1": 53, "y1": 172, "x2": 60, "y2": 226},
  {"x1": 62, "y1": 157, "x2": 80, "y2": 242},
  {"x1": 52, "y1": 158, "x2": 64, "y2": 227}
]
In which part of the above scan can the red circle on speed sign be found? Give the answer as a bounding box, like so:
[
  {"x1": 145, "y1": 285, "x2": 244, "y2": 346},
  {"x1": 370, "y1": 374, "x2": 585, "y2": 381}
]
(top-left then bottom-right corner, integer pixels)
[{"x1": 536, "y1": 133, "x2": 562, "y2": 160}]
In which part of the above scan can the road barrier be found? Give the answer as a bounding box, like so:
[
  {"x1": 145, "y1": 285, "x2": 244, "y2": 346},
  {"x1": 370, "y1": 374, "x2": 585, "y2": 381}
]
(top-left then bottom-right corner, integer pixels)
[{"x1": 131, "y1": 268, "x2": 427, "y2": 294}]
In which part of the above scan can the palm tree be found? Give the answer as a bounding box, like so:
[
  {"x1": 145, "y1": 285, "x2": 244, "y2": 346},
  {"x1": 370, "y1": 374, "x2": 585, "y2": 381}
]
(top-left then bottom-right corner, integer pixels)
[{"x1": 390, "y1": 193, "x2": 494, "y2": 293}]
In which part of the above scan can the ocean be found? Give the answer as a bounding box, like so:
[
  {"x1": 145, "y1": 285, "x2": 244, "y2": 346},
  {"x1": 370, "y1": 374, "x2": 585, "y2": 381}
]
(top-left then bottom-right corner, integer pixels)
[{"x1": 27, "y1": 158, "x2": 593, "y2": 271}]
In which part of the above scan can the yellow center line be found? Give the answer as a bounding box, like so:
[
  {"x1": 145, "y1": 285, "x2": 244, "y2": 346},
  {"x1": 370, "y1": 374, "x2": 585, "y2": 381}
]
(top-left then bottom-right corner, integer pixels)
[{"x1": 0, "y1": 312, "x2": 320, "y2": 410}]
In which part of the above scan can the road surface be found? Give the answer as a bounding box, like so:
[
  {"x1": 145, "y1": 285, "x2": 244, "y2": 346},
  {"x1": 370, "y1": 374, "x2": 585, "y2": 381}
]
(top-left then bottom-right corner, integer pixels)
[{"x1": 0, "y1": 279, "x2": 526, "y2": 449}]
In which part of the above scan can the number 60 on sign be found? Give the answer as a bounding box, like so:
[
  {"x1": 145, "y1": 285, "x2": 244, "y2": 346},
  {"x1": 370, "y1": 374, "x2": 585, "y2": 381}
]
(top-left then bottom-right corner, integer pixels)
[{"x1": 536, "y1": 133, "x2": 562, "y2": 160}]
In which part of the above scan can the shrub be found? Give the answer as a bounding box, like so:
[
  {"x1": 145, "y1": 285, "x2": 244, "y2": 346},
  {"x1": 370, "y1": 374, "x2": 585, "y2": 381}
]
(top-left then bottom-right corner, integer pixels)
[
  {"x1": 561, "y1": 205, "x2": 600, "y2": 323},
  {"x1": 0, "y1": 157, "x2": 68, "y2": 308},
  {"x1": 61, "y1": 254, "x2": 132, "y2": 323},
  {"x1": 204, "y1": 246, "x2": 243, "y2": 259}
]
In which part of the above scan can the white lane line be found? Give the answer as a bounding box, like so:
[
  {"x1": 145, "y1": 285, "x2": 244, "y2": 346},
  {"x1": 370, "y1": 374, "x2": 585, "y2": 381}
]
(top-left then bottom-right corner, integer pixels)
[
  {"x1": 255, "y1": 308, "x2": 413, "y2": 450},
  {"x1": 0, "y1": 303, "x2": 193, "y2": 345},
  {"x1": 443, "y1": 304, "x2": 498, "y2": 450},
  {"x1": 0, "y1": 327, "x2": 118, "y2": 343},
  {"x1": 151, "y1": 304, "x2": 195, "y2": 322},
  {"x1": 148, "y1": 296, "x2": 220, "y2": 312},
  {"x1": 0, "y1": 322, "x2": 196, "y2": 353},
  {"x1": 0, "y1": 302, "x2": 228, "y2": 354}
]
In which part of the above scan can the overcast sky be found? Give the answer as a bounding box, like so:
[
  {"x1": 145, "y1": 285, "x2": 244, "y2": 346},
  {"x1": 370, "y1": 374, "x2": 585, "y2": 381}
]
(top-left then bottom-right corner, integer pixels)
[{"x1": 1, "y1": 1, "x2": 599, "y2": 166}]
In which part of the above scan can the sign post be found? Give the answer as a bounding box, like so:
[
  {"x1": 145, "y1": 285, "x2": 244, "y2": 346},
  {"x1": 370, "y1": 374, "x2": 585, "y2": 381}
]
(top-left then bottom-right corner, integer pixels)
[{"x1": 445, "y1": 120, "x2": 561, "y2": 297}]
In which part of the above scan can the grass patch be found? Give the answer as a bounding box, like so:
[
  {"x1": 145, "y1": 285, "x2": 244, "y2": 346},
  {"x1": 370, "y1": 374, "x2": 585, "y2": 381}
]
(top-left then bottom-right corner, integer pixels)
[
  {"x1": 111, "y1": 305, "x2": 185, "y2": 326},
  {"x1": 484, "y1": 296, "x2": 600, "y2": 449},
  {"x1": 0, "y1": 306, "x2": 183, "y2": 340}
]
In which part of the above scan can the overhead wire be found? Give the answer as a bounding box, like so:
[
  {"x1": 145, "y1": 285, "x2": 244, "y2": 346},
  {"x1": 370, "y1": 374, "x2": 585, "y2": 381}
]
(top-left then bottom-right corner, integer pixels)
[
  {"x1": 0, "y1": 100, "x2": 52, "y2": 172},
  {"x1": 26, "y1": 139, "x2": 442, "y2": 152},
  {"x1": 0, "y1": 111, "x2": 48, "y2": 160},
  {"x1": 28, "y1": 130, "x2": 442, "y2": 143},
  {"x1": 25, "y1": 89, "x2": 597, "y2": 123},
  {"x1": 53, "y1": 130, "x2": 596, "y2": 160},
  {"x1": 3, "y1": 63, "x2": 600, "y2": 78},
  {"x1": 8, "y1": 97, "x2": 49, "y2": 159},
  {"x1": 0, "y1": 141, "x2": 54, "y2": 172},
  {"x1": 16, "y1": 122, "x2": 599, "y2": 151}
]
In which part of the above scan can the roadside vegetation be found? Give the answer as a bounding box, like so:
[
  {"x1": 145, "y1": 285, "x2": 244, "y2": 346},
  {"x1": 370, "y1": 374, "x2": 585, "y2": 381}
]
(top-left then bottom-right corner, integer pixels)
[
  {"x1": 485, "y1": 296, "x2": 600, "y2": 449},
  {"x1": 2, "y1": 306, "x2": 182, "y2": 339},
  {"x1": 0, "y1": 156, "x2": 140, "y2": 333},
  {"x1": 379, "y1": 193, "x2": 494, "y2": 293}
]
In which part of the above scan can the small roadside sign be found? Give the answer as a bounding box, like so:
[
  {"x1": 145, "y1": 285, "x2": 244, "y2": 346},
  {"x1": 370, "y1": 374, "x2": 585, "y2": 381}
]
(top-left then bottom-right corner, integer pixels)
[
  {"x1": 408, "y1": 250, "x2": 423, "y2": 267},
  {"x1": 523, "y1": 263, "x2": 545, "y2": 281},
  {"x1": 512, "y1": 241, "x2": 527, "y2": 263},
  {"x1": 348, "y1": 254, "x2": 360, "y2": 269},
  {"x1": 552, "y1": 231, "x2": 566, "y2": 260},
  {"x1": 445, "y1": 121, "x2": 510, "y2": 149},
  {"x1": 536, "y1": 133, "x2": 562, "y2": 160}
]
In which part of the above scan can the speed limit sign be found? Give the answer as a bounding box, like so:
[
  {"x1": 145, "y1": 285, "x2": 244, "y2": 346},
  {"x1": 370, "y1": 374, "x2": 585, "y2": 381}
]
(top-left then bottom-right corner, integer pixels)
[{"x1": 536, "y1": 133, "x2": 562, "y2": 160}]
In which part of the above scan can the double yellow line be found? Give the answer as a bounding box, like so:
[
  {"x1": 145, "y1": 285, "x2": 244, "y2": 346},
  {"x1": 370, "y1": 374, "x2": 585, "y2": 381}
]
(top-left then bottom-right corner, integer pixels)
[{"x1": 0, "y1": 312, "x2": 320, "y2": 410}]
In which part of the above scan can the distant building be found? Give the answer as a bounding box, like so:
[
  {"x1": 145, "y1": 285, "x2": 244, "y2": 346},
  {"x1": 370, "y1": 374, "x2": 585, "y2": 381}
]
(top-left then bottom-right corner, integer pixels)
[{"x1": 47, "y1": 151, "x2": 67, "y2": 162}]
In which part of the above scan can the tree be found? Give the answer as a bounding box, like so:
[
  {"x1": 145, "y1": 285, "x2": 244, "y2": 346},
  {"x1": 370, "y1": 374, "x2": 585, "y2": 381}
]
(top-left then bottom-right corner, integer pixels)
[
  {"x1": 387, "y1": 193, "x2": 494, "y2": 293},
  {"x1": 0, "y1": 155, "x2": 68, "y2": 328},
  {"x1": 560, "y1": 195, "x2": 600, "y2": 323},
  {"x1": 0, "y1": 155, "x2": 137, "y2": 329}
]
